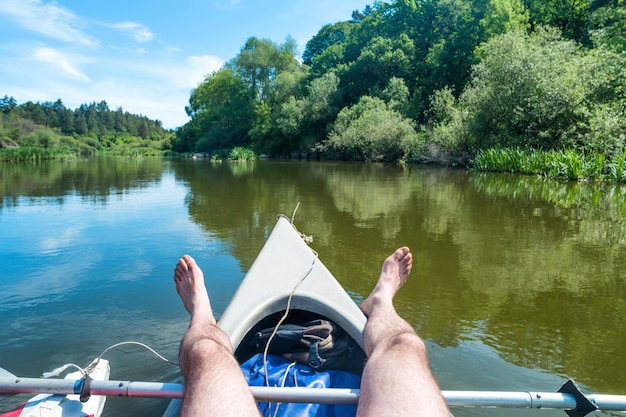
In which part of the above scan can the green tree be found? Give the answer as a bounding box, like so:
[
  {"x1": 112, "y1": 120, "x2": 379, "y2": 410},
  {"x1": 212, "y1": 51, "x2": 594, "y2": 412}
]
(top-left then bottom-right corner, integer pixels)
[
  {"x1": 229, "y1": 37, "x2": 299, "y2": 101},
  {"x1": 480, "y1": 0, "x2": 530, "y2": 38},
  {"x1": 18, "y1": 101, "x2": 45, "y2": 125},
  {"x1": 303, "y1": 21, "x2": 354, "y2": 78},
  {"x1": 342, "y1": 35, "x2": 414, "y2": 101},
  {"x1": 432, "y1": 28, "x2": 597, "y2": 153},
  {"x1": 523, "y1": 0, "x2": 591, "y2": 42},
  {"x1": 324, "y1": 96, "x2": 417, "y2": 161},
  {"x1": 74, "y1": 108, "x2": 88, "y2": 135},
  {"x1": 86, "y1": 104, "x2": 100, "y2": 136},
  {"x1": 380, "y1": 77, "x2": 410, "y2": 115},
  {"x1": 589, "y1": 4, "x2": 626, "y2": 52},
  {"x1": 182, "y1": 68, "x2": 255, "y2": 152},
  {"x1": 0, "y1": 95, "x2": 17, "y2": 114},
  {"x1": 59, "y1": 106, "x2": 74, "y2": 135}
]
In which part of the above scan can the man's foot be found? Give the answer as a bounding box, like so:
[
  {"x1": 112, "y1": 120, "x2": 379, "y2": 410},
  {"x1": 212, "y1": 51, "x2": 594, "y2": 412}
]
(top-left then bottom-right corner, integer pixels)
[
  {"x1": 360, "y1": 247, "x2": 412, "y2": 317},
  {"x1": 174, "y1": 255, "x2": 215, "y2": 325}
]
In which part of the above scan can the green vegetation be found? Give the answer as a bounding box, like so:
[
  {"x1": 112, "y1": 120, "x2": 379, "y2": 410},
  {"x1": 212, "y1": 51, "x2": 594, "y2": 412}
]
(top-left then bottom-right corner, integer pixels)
[
  {"x1": 229, "y1": 146, "x2": 256, "y2": 161},
  {"x1": 0, "y1": 98, "x2": 173, "y2": 161},
  {"x1": 0, "y1": 146, "x2": 77, "y2": 161},
  {"x1": 4, "y1": 0, "x2": 626, "y2": 180},
  {"x1": 171, "y1": 0, "x2": 626, "y2": 180},
  {"x1": 473, "y1": 148, "x2": 618, "y2": 180}
]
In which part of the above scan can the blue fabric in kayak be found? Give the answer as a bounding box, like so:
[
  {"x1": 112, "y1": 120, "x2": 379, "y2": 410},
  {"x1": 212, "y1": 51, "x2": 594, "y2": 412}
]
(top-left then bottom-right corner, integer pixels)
[{"x1": 240, "y1": 353, "x2": 361, "y2": 417}]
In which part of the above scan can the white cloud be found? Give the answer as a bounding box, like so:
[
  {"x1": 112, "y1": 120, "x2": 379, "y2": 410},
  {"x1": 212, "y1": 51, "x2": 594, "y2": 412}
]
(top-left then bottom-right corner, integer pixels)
[
  {"x1": 32, "y1": 47, "x2": 90, "y2": 81},
  {"x1": 93, "y1": 54, "x2": 224, "y2": 127},
  {"x1": 176, "y1": 55, "x2": 224, "y2": 88},
  {"x1": 107, "y1": 21, "x2": 154, "y2": 43},
  {"x1": 0, "y1": 0, "x2": 97, "y2": 46}
]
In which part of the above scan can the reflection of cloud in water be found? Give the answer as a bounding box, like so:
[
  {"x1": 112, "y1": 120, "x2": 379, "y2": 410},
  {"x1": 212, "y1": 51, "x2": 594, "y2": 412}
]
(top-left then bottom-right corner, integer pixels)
[
  {"x1": 39, "y1": 226, "x2": 85, "y2": 255},
  {"x1": 0, "y1": 251, "x2": 101, "y2": 310},
  {"x1": 111, "y1": 259, "x2": 154, "y2": 282}
]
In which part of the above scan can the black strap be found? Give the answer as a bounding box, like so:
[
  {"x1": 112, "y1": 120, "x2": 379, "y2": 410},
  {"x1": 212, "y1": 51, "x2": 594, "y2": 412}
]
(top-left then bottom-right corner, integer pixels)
[
  {"x1": 308, "y1": 341, "x2": 324, "y2": 369},
  {"x1": 79, "y1": 374, "x2": 92, "y2": 403},
  {"x1": 557, "y1": 379, "x2": 598, "y2": 417}
]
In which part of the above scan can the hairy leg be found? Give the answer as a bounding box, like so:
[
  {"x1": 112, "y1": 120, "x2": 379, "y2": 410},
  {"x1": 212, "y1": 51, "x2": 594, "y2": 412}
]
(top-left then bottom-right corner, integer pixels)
[
  {"x1": 357, "y1": 248, "x2": 449, "y2": 417},
  {"x1": 174, "y1": 255, "x2": 260, "y2": 417}
]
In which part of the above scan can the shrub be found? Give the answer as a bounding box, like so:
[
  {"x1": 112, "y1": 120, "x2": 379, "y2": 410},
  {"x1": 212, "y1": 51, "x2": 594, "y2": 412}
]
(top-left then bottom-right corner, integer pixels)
[
  {"x1": 324, "y1": 96, "x2": 417, "y2": 161},
  {"x1": 229, "y1": 146, "x2": 256, "y2": 161}
]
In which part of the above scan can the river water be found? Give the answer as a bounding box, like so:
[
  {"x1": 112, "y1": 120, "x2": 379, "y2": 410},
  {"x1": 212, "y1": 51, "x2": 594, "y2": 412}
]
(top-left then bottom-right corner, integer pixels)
[{"x1": 1, "y1": 157, "x2": 624, "y2": 416}]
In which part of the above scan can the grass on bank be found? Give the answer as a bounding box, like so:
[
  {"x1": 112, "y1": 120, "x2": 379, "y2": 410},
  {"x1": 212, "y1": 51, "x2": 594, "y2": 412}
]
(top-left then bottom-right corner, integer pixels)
[
  {"x1": 474, "y1": 148, "x2": 626, "y2": 182},
  {"x1": 0, "y1": 147, "x2": 78, "y2": 161},
  {"x1": 229, "y1": 146, "x2": 256, "y2": 161}
]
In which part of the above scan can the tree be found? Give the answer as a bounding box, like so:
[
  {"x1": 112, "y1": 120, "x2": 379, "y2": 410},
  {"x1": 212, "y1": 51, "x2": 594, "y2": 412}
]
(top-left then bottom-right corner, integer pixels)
[
  {"x1": 74, "y1": 108, "x2": 88, "y2": 135},
  {"x1": 0, "y1": 95, "x2": 17, "y2": 114},
  {"x1": 303, "y1": 21, "x2": 354, "y2": 75},
  {"x1": 480, "y1": 0, "x2": 530, "y2": 38},
  {"x1": 18, "y1": 101, "x2": 45, "y2": 125},
  {"x1": 380, "y1": 77, "x2": 410, "y2": 115},
  {"x1": 523, "y1": 0, "x2": 591, "y2": 42},
  {"x1": 229, "y1": 37, "x2": 299, "y2": 101},
  {"x1": 58, "y1": 106, "x2": 74, "y2": 135},
  {"x1": 182, "y1": 68, "x2": 255, "y2": 152},
  {"x1": 324, "y1": 96, "x2": 417, "y2": 161},
  {"x1": 341, "y1": 35, "x2": 414, "y2": 101},
  {"x1": 113, "y1": 107, "x2": 126, "y2": 132},
  {"x1": 433, "y1": 28, "x2": 595, "y2": 152},
  {"x1": 86, "y1": 104, "x2": 100, "y2": 135},
  {"x1": 589, "y1": 4, "x2": 626, "y2": 52},
  {"x1": 97, "y1": 101, "x2": 113, "y2": 132}
]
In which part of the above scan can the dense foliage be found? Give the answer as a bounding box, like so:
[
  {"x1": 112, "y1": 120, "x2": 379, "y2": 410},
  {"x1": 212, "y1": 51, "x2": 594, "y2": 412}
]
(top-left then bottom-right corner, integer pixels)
[
  {"x1": 0, "y1": 97, "x2": 173, "y2": 160},
  {"x1": 174, "y1": 0, "x2": 626, "y2": 170}
]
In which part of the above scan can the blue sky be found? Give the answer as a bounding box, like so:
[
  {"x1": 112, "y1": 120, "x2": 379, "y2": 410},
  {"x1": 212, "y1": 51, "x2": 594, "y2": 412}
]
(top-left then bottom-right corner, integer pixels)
[{"x1": 0, "y1": 0, "x2": 371, "y2": 129}]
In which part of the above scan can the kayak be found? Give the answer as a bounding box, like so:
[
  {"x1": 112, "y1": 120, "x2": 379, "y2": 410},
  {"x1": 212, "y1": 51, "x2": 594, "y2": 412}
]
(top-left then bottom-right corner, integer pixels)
[
  {"x1": 162, "y1": 214, "x2": 367, "y2": 416},
  {"x1": 0, "y1": 359, "x2": 110, "y2": 417}
]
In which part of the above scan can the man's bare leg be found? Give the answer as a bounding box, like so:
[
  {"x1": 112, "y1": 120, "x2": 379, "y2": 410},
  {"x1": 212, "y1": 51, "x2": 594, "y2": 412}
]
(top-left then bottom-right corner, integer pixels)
[
  {"x1": 174, "y1": 255, "x2": 260, "y2": 417},
  {"x1": 357, "y1": 247, "x2": 449, "y2": 416}
]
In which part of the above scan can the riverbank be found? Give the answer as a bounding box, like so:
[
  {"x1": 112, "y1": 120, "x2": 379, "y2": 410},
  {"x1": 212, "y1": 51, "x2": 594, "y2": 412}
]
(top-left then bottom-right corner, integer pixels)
[
  {"x1": 4, "y1": 144, "x2": 626, "y2": 184},
  {"x1": 473, "y1": 147, "x2": 626, "y2": 182}
]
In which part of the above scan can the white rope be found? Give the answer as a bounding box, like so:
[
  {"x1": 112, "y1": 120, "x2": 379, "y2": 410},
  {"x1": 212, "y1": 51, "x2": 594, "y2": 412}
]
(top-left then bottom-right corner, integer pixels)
[
  {"x1": 261, "y1": 250, "x2": 317, "y2": 386},
  {"x1": 262, "y1": 211, "x2": 317, "y2": 416},
  {"x1": 271, "y1": 362, "x2": 297, "y2": 417},
  {"x1": 96, "y1": 341, "x2": 178, "y2": 367},
  {"x1": 42, "y1": 363, "x2": 86, "y2": 378},
  {"x1": 42, "y1": 341, "x2": 178, "y2": 379}
]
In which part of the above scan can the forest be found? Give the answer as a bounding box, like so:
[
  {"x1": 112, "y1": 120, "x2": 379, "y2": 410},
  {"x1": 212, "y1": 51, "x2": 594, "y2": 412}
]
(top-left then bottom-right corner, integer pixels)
[
  {"x1": 173, "y1": 0, "x2": 626, "y2": 178},
  {"x1": 0, "y1": 97, "x2": 173, "y2": 160}
]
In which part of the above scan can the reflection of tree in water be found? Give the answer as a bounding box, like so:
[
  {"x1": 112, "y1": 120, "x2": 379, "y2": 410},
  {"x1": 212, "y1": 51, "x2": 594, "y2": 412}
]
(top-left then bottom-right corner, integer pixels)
[
  {"x1": 456, "y1": 173, "x2": 626, "y2": 392},
  {"x1": 309, "y1": 162, "x2": 415, "y2": 240},
  {"x1": 0, "y1": 157, "x2": 163, "y2": 208}
]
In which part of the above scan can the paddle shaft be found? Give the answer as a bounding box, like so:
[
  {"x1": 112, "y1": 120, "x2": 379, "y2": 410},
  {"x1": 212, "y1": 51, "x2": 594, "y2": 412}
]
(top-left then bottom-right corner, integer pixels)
[{"x1": 1, "y1": 377, "x2": 626, "y2": 410}]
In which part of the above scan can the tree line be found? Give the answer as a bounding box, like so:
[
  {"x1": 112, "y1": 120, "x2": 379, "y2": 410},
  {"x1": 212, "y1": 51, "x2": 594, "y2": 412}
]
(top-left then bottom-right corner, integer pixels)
[
  {"x1": 0, "y1": 96, "x2": 172, "y2": 159},
  {"x1": 1, "y1": 97, "x2": 168, "y2": 139},
  {"x1": 173, "y1": 0, "x2": 626, "y2": 167}
]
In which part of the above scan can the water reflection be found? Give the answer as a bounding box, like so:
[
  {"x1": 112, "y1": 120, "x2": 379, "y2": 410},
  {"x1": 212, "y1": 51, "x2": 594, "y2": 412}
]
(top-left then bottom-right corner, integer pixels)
[{"x1": 0, "y1": 157, "x2": 163, "y2": 208}]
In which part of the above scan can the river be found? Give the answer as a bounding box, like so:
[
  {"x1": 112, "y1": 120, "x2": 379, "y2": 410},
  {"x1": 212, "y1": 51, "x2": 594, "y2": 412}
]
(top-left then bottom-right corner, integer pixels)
[{"x1": 1, "y1": 157, "x2": 624, "y2": 416}]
